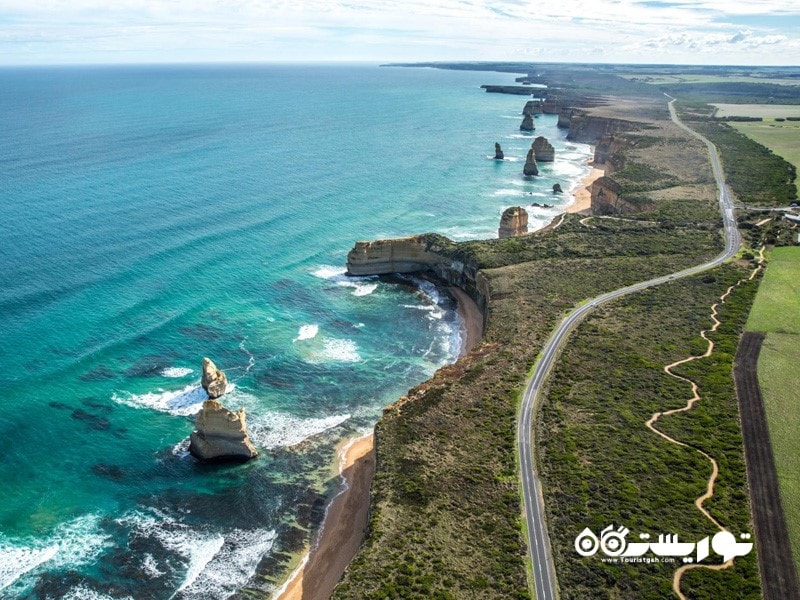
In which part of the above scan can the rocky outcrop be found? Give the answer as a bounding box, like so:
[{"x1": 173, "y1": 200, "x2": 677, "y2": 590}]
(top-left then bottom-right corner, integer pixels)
[
  {"x1": 593, "y1": 135, "x2": 633, "y2": 174},
  {"x1": 190, "y1": 358, "x2": 257, "y2": 462},
  {"x1": 542, "y1": 97, "x2": 560, "y2": 114},
  {"x1": 567, "y1": 115, "x2": 641, "y2": 143},
  {"x1": 498, "y1": 207, "x2": 528, "y2": 238},
  {"x1": 531, "y1": 137, "x2": 555, "y2": 162},
  {"x1": 552, "y1": 183, "x2": 563, "y2": 194},
  {"x1": 346, "y1": 234, "x2": 490, "y2": 333},
  {"x1": 201, "y1": 357, "x2": 228, "y2": 399},
  {"x1": 481, "y1": 85, "x2": 544, "y2": 95},
  {"x1": 523, "y1": 149, "x2": 539, "y2": 176},
  {"x1": 190, "y1": 400, "x2": 258, "y2": 462},
  {"x1": 520, "y1": 114, "x2": 535, "y2": 131},
  {"x1": 589, "y1": 176, "x2": 648, "y2": 215},
  {"x1": 522, "y1": 100, "x2": 543, "y2": 116},
  {"x1": 494, "y1": 143, "x2": 504, "y2": 160},
  {"x1": 557, "y1": 108, "x2": 577, "y2": 129}
]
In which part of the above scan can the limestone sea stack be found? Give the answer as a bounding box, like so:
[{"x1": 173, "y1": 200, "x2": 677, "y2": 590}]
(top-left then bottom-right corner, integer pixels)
[
  {"x1": 523, "y1": 149, "x2": 539, "y2": 176},
  {"x1": 522, "y1": 100, "x2": 535, "y2": 116},
  {"x1": 190, "y1": 358, "x2": 258, "y2": 462},
  {"x1": 532, "y1": 136, "x2": 555, "y2": 162},
  {"x1": 520, "y1": 114, "x2": 535, "y2": 131},
  {"x1": 201, "y1": 357, "x2": 228, "y2": 399},
  {"x1": 494, "y1": 143, "x2": 504, "y2": 160},
  {"x1": 190, "y1": 400, "x2": 258, "y2": 462},
  {"x1": 498, "y1": 207, "x2": 529, "y2": 238},
  {"x1": 553, "y1": 183, "x2": 563, "y2": 194}
]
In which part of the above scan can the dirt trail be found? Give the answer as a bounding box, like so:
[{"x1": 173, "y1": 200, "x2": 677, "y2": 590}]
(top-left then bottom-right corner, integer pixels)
[{"x1": 645, "y1": 248, "x2": 765, "y2": 599}]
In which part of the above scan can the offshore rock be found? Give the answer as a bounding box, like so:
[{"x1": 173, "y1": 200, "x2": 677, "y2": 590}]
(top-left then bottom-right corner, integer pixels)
[
  {"x1": 498, "y1": 207, "x2": 529, "y2": 238},
  {"x1": 523, "y1": 149, "x2": 539, "y2": 176},
  {"x1": 201, "y1": 357, "x2": 228, "y2": 399},
  {"x1": 189, "y1": 399, "x2": 258, "y2": 462},
  {"x1": 552, "y1": 183, "x2": 563, "y2": 194},
  {"x1": 522, "y1": 100, "x2": 542, "y2": 116},
  {"x1": 520, "y1": 114, "x2": 535, "y2": 131},
  {"x1": 532, "y1": 136, "x2": 555, "y2": 162},
  {"x1": 494, "y1": 143, "x2": 504, "y2": 160}
]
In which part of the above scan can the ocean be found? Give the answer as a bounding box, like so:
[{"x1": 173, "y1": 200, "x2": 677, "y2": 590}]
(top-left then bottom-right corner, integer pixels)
[{"x1": 0, "y1": 64, "x2": 592, "y2": 598}]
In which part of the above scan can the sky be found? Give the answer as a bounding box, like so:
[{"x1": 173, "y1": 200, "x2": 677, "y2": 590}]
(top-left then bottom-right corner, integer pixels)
[{"x1": 1, "y1": 0, "x2": 800, "y2": 66}]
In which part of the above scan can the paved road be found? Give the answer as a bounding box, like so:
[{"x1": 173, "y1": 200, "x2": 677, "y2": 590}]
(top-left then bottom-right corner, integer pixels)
[{"x1": 517, "y1": 97, "x2": 742, "y2": 600}]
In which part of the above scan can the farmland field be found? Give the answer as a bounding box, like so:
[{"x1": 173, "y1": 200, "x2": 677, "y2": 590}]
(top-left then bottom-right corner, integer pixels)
[
  {"x1": 755, "y1": 333, "x2": 800, "y2": 575},
  {"x1": 712, "y1": 103, "x2": 800, "y2": 118},
  {"x1": 746, "y1": 247, "x2": 800, "y2": 333},
  {"x1": 730, "y1": 120, "x2": 800, "y2": 171}
]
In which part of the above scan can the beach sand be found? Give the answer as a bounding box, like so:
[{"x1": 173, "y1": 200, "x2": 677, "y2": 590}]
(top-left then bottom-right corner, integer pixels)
[
  {"x1": 275, "y1": 433, "x2": 375, "y2": 600},
  {"x1": 449, "y1": 286, "x2": 484, "y2": 356},
  {"x1": 567, "y1": 165, "x2": 605, "y2": 214}
]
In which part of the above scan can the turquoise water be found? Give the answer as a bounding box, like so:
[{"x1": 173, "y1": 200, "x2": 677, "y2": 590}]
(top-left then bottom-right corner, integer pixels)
[{"x1": 0, "y1": 64, "x2": 591, "y2": 598}]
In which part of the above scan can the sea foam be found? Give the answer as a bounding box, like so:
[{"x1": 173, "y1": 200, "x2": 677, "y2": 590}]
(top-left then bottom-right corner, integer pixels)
[
  {"x1": 312, "y1": 265, "x2": 378, "y2": 296},
  {"x1": 293, "y1": 324, "x2": 319, "y2": 342},
  {"x1": 161, "y1": 367, "x2": 194, "y2": 378}
]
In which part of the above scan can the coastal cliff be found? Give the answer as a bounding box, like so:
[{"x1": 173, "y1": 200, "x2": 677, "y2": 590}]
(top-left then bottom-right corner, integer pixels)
[
  {"x1": 589, "y1": 176, "x2": 650, "y2": 215},
  {"x1": 346, "y1": 234, "x2": 489, "y2": 333},
  {"x1": 498, "y1": 207, "x2": 529, "y2": 238}
]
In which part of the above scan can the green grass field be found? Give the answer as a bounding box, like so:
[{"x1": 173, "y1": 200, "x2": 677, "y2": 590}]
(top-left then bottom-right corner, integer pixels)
[
  {"x1": 731, "y1": 121, "x2": 800, "y2": 171},
  {"x1": 621, "y1": 75, "x2": 800, "y2": 87},
  {"x1": 712, "y1": 103, "x2": 800, "y2": 118},
  {"x1": 756, "y1": 333, "x2": 800, "y2": 575},
  {"x1": 746, "y1": 246, "x2": 800, "y2": 576},
  {"x1": 746, "y1": 247, "x2": 800, "y2": 333}
]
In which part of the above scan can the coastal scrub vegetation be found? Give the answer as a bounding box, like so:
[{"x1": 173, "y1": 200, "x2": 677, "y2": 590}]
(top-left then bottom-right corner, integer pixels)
[{"x1": 538, "y1": 265, "x2": 762, "y2": 599}]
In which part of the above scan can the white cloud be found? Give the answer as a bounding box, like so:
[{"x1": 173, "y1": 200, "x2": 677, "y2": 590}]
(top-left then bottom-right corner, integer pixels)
[{"x1": 0, "y1": 0, "x2": 798, "y2": 64}]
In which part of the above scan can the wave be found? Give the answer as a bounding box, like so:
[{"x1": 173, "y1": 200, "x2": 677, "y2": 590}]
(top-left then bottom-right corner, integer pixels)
[
  {"x1": 293, "y1": 324, "x2": 319, "y2": 342},
  {"x1": 312, "y1": 264, "x2": 379, "y2": 296},
  {"x1": 303, "y1": 338, "x2": 362, "y2": 364},
  {"x1": 111, "y1": 384, "x2": 208, "y2": 416},
  {"x1": 0, "y1": 514, "x2": 111, "y2": 594},
  {"x1": 161, "y1": 367, "x2": 194, "y2": 378},
  {"x1": 118, "y1": 511, "x2": 276, "y2": 599},
  {"x1": 248, "y1": 412, "x2": 350, "y2": 449},
  {"x1": 62, "y1": 585, "x2": 133, "y2": 600}
]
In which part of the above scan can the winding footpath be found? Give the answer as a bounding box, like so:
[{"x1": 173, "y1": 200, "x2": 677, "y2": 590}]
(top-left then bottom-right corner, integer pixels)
[
  {"x1": 647, "y1": 247, "x2": 764, "y2": 599},
  {"x1": 517, "y1": 97, "x2": 742, "y2": 600}
]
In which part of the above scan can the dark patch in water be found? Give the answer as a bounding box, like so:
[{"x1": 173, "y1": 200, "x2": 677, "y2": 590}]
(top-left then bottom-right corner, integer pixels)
[
  {"x1": 48, "y1": 401, "x2": 71, "y2": 411},
  {"x1": 71, "y1": 408, "x2": 111, "y2": 430},
  {"x1": 177, "y1": 322, "x2": 228, "y2": 342},
  {"x1": 124, "y1": 356, "x2": 169, "y2": 378},
  {"x1": 92, "y1": 463, "x2": 125, "y2": 481},
  {"x1": 79, "y1": 364, "x2": 116, "y2": 381}
]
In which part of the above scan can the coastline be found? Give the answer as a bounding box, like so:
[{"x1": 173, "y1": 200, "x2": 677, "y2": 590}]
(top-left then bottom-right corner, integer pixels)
[
  {"x1": 274, "y1": 283, "x2": 481, "y2": 600},
  {"x1": 566, "y1": 162, "x2": 604, "y2": 214},
  {"x1": 275, "y1": 433, "x2": 375, "y2": 600}
]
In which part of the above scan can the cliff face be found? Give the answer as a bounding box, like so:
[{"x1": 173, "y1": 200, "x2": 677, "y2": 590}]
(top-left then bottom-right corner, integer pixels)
[
  {"x1": 593, "y1": 135, "x2": 632, "y2": 174},
  {"x1": 498, "y1": 207, "x2": 529, "y2": 238},
  {"x1": 346, "y1": 235, "x2": 490, "y2": 331},
  {"x1": 589, "y1": 176, "x2": 647, "y2": 215},
  {"x1": 567, "y1": 114, "x2": 641, "y2": 143},
  {"x1": 190, "y1": 400, "x2": 258, "y2": 462}
]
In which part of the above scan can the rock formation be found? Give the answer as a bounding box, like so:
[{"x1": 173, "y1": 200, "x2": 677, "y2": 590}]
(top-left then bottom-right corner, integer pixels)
[
  {"x1": 523, "y1": 149, "x2": 539, "y2": 176},
  {"x1": 589, "y1": 176, "x2": 648, "y2": 215},
  {"x1": 522, "y1": 100, "x2": 542, "y2": 116},
  {"x1": 542, "y1": 97, "x2": 560, "y2": 114},
  {"x1": 190, "y1": 358, "x2": 258, "y2": 462},
  {"x1": 498, "y1": 207, "x2": 529, "y2": 238},
  {"x1": 552, "y1": 183, "x2": 563, "y2": 194},
  {"x1": 494, "y1": 143, "x2": 504, "y2": 160},
  {"x1": 201, "y1": 357, "x2": 228, "y2": 399},
  {"x1": 520, "y1": 114, "x2": 535, "y2": 131},
  {"x1": 531, "y1": 136, "x2": 555, "y2": 162},
  {"x1": 557, "y1": 107, "x2": 577, "y2": 129}
]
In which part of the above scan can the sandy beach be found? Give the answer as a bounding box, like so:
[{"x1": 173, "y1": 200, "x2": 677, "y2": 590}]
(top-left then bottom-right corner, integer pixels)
[
  {"x1": 275, "y1": 433, "x2": 375, "y2": 600},
  {"x1": 567, "y1": 165, "x2": 605, "y2": 214},
  {"x1": 449, "y1": 286, "x2": 484, "y2": 356}
]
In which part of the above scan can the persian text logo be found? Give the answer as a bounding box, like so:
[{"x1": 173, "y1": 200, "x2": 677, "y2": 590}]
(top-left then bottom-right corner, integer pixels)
[{"x1": 574, "y1": 525, "x2": 753, "y2": 564}]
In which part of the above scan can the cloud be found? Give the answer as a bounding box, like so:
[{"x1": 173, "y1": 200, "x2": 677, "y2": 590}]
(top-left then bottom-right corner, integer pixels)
[{"x1": 0, "y1": 0, "x2": 798, "y2": 64}]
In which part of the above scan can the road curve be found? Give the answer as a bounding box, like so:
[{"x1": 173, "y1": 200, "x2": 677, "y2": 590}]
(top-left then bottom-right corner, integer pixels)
[{"x1": 517, "y1": 97, "x2": 742, "y2": 600}]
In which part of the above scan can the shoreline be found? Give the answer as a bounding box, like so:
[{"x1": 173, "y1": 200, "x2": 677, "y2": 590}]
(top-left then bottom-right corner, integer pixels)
[
  {"x1": 566, "y1": 162, "x2": 604, "y2": 214},
  {"x1": 274, "y1": 282, "x2": 481, "y2": 599},
  {"x1": 275, "y1": 433, "x2": 375, "y2": 600}
]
